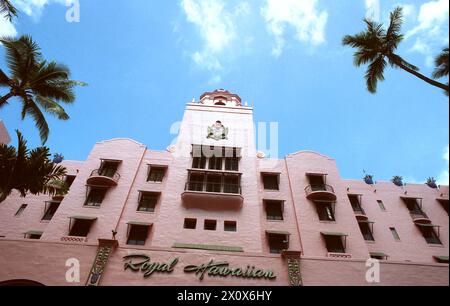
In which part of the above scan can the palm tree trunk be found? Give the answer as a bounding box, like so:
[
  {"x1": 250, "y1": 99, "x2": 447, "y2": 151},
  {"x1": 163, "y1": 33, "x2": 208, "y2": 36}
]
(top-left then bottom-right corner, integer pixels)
[
  {"x1": 390, "y1": 57, "x2": 449, "y2": 92},
  {"x1": 0, "y1": 91, "x2": 14, "y2": 108}
]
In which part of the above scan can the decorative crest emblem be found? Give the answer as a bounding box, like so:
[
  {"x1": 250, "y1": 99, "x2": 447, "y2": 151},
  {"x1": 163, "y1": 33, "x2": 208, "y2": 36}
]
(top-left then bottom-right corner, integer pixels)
[{"x1": 207, "y1": 120, "x2": 228, "y2": 141}]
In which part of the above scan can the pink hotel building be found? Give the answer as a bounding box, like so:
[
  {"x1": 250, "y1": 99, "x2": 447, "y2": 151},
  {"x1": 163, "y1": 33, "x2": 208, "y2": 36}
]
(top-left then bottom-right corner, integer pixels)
[{"x1": 0, "y1": 90, "x2": 448, "y2": 286}]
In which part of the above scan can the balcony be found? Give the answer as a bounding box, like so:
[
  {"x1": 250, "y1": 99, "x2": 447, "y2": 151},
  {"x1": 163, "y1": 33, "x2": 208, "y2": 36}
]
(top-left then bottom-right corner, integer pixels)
[
  {"x1": 409, "y1": 209, "x2": 431, "y2": 225},
  {"x1": 305, "y1": 184, "x2": 337, "y2": 201},
  {"x1": 353, "y1": 207, "x2": 368, "y2": 221},
  {"x1": 86, "y1": 169, "x2": 120, "y2": 187},
  {"x1": 182, "y1": 175, "x2": 243, "y2": 209}
]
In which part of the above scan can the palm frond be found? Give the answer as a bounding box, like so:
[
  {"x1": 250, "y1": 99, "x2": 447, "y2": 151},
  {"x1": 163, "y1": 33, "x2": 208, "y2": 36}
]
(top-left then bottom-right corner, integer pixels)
[
  {"x1": 20, "y1": 97, "x2": 50, "y2": 144},
  {"x1": 0, "y1": 0, "x2": 18, "y2": 21},
  {"x1": 432, "y1": 47, "x2": 449, "y2": 79},
  {"x1": 386, "y1": 7, "x2": 403, "y2": 41},
  {"x1": 0, "y1": 68, "x2": 11, "y2": 87},
  {"x1": 0, "y1": 35, "x2": 42, "y2": 82},
  {"x1": 35, "y1": 95, "x2": 70, "y2": 120},
  {"x1": 365, "y1": 55, "x2": 387, "y2": 93}
]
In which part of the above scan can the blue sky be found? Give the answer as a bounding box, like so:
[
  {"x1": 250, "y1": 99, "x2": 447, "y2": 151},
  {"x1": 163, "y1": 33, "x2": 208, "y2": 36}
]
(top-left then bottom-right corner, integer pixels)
[{"x1": 0, "y1": 0, "x2": 448, "y2": 184}]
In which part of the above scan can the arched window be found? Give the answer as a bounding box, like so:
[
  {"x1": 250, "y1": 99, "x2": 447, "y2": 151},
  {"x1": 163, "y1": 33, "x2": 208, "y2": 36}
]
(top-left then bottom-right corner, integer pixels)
[{"x1": 213, "y1": 96, "x2": 227, "y2": 105}]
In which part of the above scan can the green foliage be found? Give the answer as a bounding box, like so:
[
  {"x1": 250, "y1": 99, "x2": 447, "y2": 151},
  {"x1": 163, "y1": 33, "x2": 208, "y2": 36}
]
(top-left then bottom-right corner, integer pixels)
[
  {"x1": 0, "y1": 35, "x2": 86, "y2": 143},
  {"x1": 0, "y1": 131, "x2": 67, "y2": 203},
  {"x1": 343, "y1": 7, "x2": 448, "y2": 94},
  {"x1": 0, "y1": 0, "x2": 17, "y2": 21}
]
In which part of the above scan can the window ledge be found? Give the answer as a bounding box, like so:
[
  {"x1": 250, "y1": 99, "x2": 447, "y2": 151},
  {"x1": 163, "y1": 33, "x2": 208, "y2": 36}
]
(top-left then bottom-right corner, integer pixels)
[
  {"x1": 135, "y1": 211, "x2": 156, "y2": 215},
  {"x1": 427, "y1": 244, "x2": 445, "y2": 248},
  {"x1": 83, "y1": 206, "x2": 101, "y2": 209}
]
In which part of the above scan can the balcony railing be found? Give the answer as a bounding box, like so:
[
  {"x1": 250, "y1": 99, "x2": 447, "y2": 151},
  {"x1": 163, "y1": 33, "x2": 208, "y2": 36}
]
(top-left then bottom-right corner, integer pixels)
[
  {"x1": 185, "y1": 181, "x2": 242, "y2": 195},
  {"x1": 305, "y1": 184, "x2": 336, "y2": 201},
  {"x1": 86, "y1": 169, "x2": 121, "y2": 187},
  {"x1": 409, "y1": 209, "x2": 431, "y2": 224}
]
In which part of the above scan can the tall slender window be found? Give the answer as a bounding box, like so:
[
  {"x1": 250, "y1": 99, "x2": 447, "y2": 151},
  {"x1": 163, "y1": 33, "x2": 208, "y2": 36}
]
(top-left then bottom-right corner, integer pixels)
[
  {"x1": 390, "y1": 227, "x2": 400, "y2": 241},
  {"x1": 15, "y1": 204, "x2": 27, "y2": 216}
]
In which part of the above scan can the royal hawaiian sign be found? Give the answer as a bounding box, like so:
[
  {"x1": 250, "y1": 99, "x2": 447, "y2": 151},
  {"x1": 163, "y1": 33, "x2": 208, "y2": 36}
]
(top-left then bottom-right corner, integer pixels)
[{"x1": 123, "y1": 254, "x2": 276, "y2": 281}]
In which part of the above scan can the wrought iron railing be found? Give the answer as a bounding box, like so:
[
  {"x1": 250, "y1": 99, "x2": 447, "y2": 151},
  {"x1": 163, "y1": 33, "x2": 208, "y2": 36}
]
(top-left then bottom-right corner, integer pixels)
[
  {"x1": 89, "y1": 169, "x2": 121, "y2": 182},
  {"x1": 409, "y1": 209, "x2": 429, "y2": 220},
  {"x1": 353, "y1": 206, "x2": 366, "y2": 215},
  {"x1": 185, "y1": 181, "x2": 242, "y2": 195},
  {"x1": 305, "y1": 184, "x2": 335, "y2": 195}
]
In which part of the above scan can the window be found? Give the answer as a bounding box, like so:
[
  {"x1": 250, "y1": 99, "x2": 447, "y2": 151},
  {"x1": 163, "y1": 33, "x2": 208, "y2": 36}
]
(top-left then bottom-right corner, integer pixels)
[
  {"x1": 262, "y1": 174, "x2": 279, "y2": 191},
  {"x1": 418, "y1": 226, "x2": 442, "y2": 245},
  {"x1": 308, "y1": 174, "x2": 325, "y2": 188},
  {"x1": 204, "y1": 220, "x2": 217, "y2": 231},
  {"x1": 390, "y1": 227, "x2": 400, "y2": 241},
  {"x1": 370, "y1": 253, "x2": 388, "y2": 260},
  {"x1": 438, "y1": 199, "x2": 448, "y2": 215},
  {"x1": 348, "y1": 195, "x2": 363, "y2": 213},
  {"x1": 188, "y1": 172, "x2": 204, "y2": 191},
  {"x1": 127, "y1": 225, "x2": 150, "y2": 246},
  {"x1": 402, "y1": 197, "x2": 424, "y2": 215},
  {"x1": 85, "y1": 188, "x2": 107, "y2": 207},
  {"x1": 147, "y1": 166, "x2": 166, "y2": 182},
  {"x1": 208, "y1": 156, "x2": 223, "y2": 170},
  {"x1": 265, "y1": 200, "x2": 284, "y2": 221},
  {"x1": 15, "y1": 204, "x2": 27, "y2": 216},
  {"x1": 206, "y1": 175, "x2": 221, "y2": 193},
  {"x1": 224, "y1": 221, "x2": 237, "y2": 232},
  {"x1": 323, "y1": 235, "x2": 346, "y2": 253},
  {"x1": 192, "y1": 156, "x2": 207, "y2": 169},
  {"x1": 137, "y1": 193, "x2": 159, "y2": 212},
  {"x1": 29, "y1": 233, "x2": 42, "y2": 240},
  {"x1": 377, "y1": 200, "x2": 386, "y2": 211},
  {"x1": 223, "y1": 175, "x2": 239, "y2": 194},
  {"x1": 69, "y1": 219, "x2": 94, "y2": 237},
  {"x1": 25, "y1": 231, "x2": 43, "y2": 240},
  {"x1": 224, "y1": 157, "x2": 239, "y2": 171},
  {"x1": 99, "y1": 161, "x2": 119, "y2": 178},
  {"x1": 184, "y1": 218, "x2": 197, "y2": 229},
  {"x1": 358, "y1": 222, "x2": 375, "y2": 241},
  {"x1": 434, "y1": 256, "x2": 449, "y2": 264},
  {"x1": 65, "y1": 175, "x2": 76, "y2": 188},
  {"x1": 42, "y1": 202, "x2": 60, "y2": 221},
  {"x1": 315, "y1": 201, "x2": 335, "y2": 221},
  {"x1": 267, "y1": 233, "x2": 289, "y2": 254}
]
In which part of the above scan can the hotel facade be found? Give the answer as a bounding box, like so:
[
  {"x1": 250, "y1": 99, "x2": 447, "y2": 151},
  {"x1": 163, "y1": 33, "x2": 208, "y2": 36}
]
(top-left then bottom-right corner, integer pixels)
[{"x1": 0, "y1": 90, "x2": 448, "y2": 286}]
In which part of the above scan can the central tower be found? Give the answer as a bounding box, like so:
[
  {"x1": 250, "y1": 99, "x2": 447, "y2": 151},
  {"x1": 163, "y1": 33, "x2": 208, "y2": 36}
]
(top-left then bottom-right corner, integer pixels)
[{"x1": 153, "y1": 89, "x2": 263, "y2": 253}]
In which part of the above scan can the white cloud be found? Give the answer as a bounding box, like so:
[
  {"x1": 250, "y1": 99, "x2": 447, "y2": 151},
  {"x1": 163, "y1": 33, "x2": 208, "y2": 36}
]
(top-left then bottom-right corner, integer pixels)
[
  {"x1": 181, "y1": 0, "x2": 248, "y2": 73},
  {"x1": 437, "y1": 145, "x2": 449, "y2": 185},
  {"x1": 0, "y1": 0, "x2": 67, "y2": 38},
  {"x1": 12, "y1": 0, "x2": 66, "y2": 20},
  {"x1": 365, "y1": 0, "x2": 380, "y2": 22},
  {"x1": 0, "y1": 13, "x2": 18, "y2": 37},
  {"x1": 405, "y1": 0, "x2": 449, "y2": 66},
  {"x1": 261, "y1": 0, "x2": 328, "y2": 57}
]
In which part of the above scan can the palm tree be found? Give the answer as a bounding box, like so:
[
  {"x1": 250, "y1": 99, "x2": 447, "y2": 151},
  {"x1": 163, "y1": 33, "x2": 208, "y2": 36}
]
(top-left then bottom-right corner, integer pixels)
[
  {"x1": 0, "y1": 130, "x2": 67, "y2": 204},
  {"x1": 0, "y1": 0, "x2": 17, "y2": 21},
  {"x1": 433, "y1": 48, "x2": 449, "y2": 79},
  {"x1": 342, "y1": 7, "x2": 449, "y2": 94},
  {"x1": 0, "y1": 35, "x2": 85, "y2": 143}
]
